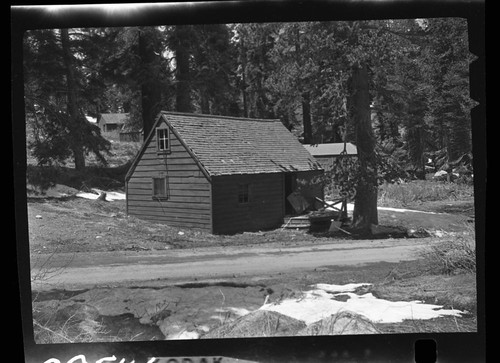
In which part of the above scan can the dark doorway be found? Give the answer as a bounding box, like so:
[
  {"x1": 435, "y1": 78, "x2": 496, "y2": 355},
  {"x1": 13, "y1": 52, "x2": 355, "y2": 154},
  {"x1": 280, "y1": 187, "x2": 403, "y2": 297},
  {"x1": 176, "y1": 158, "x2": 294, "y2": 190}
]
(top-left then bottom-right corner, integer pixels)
[{"x1": 284, "y1": 173, "x2": 296, "y2": 215}]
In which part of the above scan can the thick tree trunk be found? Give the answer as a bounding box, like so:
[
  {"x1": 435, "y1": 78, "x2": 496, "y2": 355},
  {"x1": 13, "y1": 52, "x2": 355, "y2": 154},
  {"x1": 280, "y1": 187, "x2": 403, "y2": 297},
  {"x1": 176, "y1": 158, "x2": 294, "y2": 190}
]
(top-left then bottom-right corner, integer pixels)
[
  {"x1": 172, "y1": 26, "x2": 193, "y2": 113},
  {"x1": 138, "y1": 28, "x2": 162, "y2": 140},
  {"x1": 446, "y1": 108, "x2": 472, "y2": 162},
  {"x1": 350, "y1": 62, "x2": 378, "y2": 232},
  {"x1": 60, "y1": 28, "x2": 86, "y2": 171},
  {"x1": 407, "y1": 96, "x2": 427, "y2": 180},
  {"x1": 302, "y1": 92, "x2": 312, "y2": 144},
  {"x1": 200, "y1": 87, "x2": 210, "y2": 114}
]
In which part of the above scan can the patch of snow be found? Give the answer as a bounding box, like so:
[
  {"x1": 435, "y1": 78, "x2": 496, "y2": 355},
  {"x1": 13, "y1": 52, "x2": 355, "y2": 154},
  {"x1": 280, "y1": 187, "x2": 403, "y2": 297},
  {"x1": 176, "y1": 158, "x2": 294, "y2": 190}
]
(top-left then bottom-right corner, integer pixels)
[
  {"x1": 214, "y1": 307, "x2": 251, "y2": 317},
  {"x1": 314, "y1": 283, "x2": 372, "y2": 293},
  {"x1": 342, "y1": 203, "x2": 439, "y2": 215},
  {"x1": 259, "y1": 283, "x2": 463, "y2": 325},
  {"x1": 76, "y1": 192, "x2": 100, "y2": 200},
  {"x1": 198, "y1": 325, "x2": 210, "y2": 333},
  {"x1": 75, "y1": 189, "x2": 126, "y2": 201},
  {"x1": 93, "y1": 188, "x2": 126, "y2": 201},
  {"x1": 168, "y1": 330, "x2": 199, "y2": 340}
]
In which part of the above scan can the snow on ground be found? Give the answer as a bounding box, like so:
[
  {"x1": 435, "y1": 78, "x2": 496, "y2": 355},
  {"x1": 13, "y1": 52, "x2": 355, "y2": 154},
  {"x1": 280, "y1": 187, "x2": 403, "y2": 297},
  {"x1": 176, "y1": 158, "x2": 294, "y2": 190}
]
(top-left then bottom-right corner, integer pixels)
[
  {"x1": 314, "y1": 283, "x2": 372, "y2": 293},
  {"x1": 76, "y1": 189, "x2": 126, "y2": 201},
  {"x1": 339, "y1": 203, "x2": 440, "y2": 215},
  {"x1": 214, "y1": 307, "x2": 252, "y2": 317},
  {"x1": 259, "y1": 283, "x2": 463, "y2": 325},
  {"x1": 168, "y1": 330, "x2": 200, "y2": 340}
]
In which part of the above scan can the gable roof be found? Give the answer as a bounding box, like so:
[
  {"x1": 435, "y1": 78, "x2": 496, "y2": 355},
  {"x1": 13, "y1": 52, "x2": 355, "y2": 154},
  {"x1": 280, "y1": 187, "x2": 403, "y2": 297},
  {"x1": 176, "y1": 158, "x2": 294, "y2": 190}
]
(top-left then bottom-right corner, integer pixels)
[
  {"x1": 303, "y1": 142, "x2": 357, "y2": 157},
  {"x1": 99, "y1": 113, "x2": 129, "y2": 125},
  {"x1": 126, "y1": 112, "x2": 322, "y2": 181}
]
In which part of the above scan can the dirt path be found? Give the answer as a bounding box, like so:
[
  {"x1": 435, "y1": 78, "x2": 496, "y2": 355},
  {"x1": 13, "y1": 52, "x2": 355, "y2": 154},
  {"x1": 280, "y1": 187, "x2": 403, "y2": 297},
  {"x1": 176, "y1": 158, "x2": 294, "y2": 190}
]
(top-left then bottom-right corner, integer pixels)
[{"x1": 31, "y1": 238, "x2": 433, "y2": 291}]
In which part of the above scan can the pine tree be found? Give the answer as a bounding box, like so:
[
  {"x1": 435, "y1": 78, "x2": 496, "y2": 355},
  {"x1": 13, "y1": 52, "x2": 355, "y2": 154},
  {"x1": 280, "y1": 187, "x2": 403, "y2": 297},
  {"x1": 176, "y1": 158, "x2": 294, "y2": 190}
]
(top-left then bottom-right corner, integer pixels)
[{"x1": 24, "y1": 28, "x2": 111, "y2": 169}]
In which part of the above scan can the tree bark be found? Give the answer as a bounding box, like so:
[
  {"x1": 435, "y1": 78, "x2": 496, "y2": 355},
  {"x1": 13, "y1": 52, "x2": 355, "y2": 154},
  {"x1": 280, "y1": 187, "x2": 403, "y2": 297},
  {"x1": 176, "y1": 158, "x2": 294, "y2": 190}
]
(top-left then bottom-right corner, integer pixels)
[
  {"x1": 200, "y1": 87, "x2": 210, "y2": 114},
  {"x1": 138, "y1": 28, "x2": 162, "y2": 140},
  {"x1": 60, "y1": 28, "x2": 86, "y2": 170},
  {"x1": 350, "y1": 62, "x2": 378, "y2": 232},
  {"x1": 302, "y1": 92, "x2": 313, "y2": 144},
  {"x1": 172, "y1": 26, "x2": 193, "y2": 113}
]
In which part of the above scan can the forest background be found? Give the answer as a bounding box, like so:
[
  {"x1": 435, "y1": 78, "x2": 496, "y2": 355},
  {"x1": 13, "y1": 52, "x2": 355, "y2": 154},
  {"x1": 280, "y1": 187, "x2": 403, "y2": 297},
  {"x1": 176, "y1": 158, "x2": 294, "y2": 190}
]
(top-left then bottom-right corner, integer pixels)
[{"x1": 22, "y1": 18, "x2": 475, "y2": 231}]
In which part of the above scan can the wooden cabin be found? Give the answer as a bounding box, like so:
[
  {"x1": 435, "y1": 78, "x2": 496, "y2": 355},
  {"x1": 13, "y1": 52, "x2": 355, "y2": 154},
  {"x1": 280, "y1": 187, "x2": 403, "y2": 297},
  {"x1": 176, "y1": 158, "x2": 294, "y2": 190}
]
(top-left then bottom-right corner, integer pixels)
[
  {"x1": 125, "y1": 111, "x2": 324, "y2": 234},
  {"x1": 98, "y1": 113, "x2": 128, "y2": 132},
  {"x1": 303, "y1": 143, "x2": 357, "y2": 171}
]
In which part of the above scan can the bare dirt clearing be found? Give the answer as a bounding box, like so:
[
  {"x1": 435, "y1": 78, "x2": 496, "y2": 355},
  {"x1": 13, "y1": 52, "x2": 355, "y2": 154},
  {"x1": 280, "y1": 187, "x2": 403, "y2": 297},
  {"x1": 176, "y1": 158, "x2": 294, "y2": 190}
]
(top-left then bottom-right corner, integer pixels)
[{"x1": 27, "y1": 188, "x2": 477, "y2": 342}]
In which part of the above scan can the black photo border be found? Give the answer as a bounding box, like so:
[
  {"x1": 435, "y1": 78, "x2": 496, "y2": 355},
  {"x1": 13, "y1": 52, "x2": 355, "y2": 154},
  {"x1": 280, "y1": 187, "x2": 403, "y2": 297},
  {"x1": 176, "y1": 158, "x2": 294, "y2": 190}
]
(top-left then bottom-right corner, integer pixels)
[{"x1": 11, "y1": 1, "x2": 486, "y2": 362}]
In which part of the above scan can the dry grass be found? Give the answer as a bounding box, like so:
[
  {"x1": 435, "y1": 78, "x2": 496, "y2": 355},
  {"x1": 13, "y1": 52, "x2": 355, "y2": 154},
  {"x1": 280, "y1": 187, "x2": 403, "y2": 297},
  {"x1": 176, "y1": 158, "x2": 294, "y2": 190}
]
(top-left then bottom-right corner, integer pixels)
[
  {"x1": 378, "y1": 180, "x2": 474, "y2": 208},
  {"x1": 417, "y1": 224, "x2": 476, "y2": 275}
]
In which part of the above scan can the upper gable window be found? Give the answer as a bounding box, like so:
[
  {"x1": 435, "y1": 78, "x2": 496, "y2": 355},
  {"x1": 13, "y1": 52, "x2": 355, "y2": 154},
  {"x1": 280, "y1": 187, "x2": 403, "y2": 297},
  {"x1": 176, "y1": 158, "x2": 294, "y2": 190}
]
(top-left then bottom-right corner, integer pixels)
[{"x1": 156, "y1": 127, "x2": 170, "y2": 153}]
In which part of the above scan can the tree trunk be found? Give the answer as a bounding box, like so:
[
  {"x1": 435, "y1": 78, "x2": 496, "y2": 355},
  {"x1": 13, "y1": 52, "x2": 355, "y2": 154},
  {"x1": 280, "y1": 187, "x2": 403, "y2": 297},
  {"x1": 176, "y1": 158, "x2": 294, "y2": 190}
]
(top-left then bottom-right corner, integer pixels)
[
  {"x1": 407, "y1": 96, "x2": 427, "y2": 180},
  {"x1": 302, "y1": 92, "x2": 312, "y2": 144},
  {"x1": 60, "y1": 28, "x2": 86, "y2": 171},
  {"x1": 446, "y1": 108, "x2": 472, "y2": 163},
  {"x1": 173, "y1": 26, "x2": 193, "y2": 113},
  {"x1": 350, "y1": 62, "x2": 378, "y2": 232},
  {"x1": 200, "y1": 87, "x2": 210, "y2": 114},
  {"x1": 138, "y1": 28, "x2": 162, "y2": 140}
]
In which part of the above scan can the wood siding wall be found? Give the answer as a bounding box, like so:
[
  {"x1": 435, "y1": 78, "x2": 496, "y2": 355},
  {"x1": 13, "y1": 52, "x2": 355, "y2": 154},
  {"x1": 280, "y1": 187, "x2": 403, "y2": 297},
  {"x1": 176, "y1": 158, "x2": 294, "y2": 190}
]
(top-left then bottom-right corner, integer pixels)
[
  {"x1": 211, "y1": 173, "x2": 285, "y2": 234},
  {"x1": 126, "y1": 122, "x2": 212, "y2": 231}
]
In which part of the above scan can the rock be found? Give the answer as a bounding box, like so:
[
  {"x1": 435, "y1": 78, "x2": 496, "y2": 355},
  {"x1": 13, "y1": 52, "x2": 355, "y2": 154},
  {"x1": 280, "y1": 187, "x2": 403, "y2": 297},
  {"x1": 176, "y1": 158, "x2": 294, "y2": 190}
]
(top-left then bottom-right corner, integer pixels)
[
  {"x1": 54, "y1": 303, "x2": 100, "y2": 324},
  {"x1": 407, "y1": 228, "x2": 431, "y2": 238},
  {"x1": 35, "y1": 215, "x2": 42, "y2": 219},
  {"x1": 204, "y1": 310, "x2": 306, "y2": 338},
  {"x1": 298, "y1": 311, "x2": 379, "y2": 336}
]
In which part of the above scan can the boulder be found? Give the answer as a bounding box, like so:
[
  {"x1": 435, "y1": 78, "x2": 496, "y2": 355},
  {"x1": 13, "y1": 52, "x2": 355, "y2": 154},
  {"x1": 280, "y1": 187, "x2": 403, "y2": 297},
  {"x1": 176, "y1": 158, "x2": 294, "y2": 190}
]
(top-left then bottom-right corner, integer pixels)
[
  {"x1": 298, "y1": 311, "x2": 379, "y2": 336},
  {"x1": 54, "y1": 303, "x2": 100, "y2": 324},
  {"x1": 204, "y1": 310, "x2": 306, "y2": 338}
]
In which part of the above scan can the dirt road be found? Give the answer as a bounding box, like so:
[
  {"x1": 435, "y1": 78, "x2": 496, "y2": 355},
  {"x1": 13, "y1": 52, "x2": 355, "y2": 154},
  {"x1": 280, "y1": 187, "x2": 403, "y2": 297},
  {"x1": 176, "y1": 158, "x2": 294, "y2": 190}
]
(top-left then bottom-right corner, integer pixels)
[{"x1": 31, "y1": 238, "x2": 432, "y2": 291}]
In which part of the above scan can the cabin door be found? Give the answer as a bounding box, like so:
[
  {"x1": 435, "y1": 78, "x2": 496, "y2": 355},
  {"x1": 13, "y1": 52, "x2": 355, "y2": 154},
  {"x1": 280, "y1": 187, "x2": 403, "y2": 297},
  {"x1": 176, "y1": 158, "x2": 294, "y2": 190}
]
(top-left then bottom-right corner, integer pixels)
[{"x1": 284, "y1": 173, "x2": 297, "y2": 215}]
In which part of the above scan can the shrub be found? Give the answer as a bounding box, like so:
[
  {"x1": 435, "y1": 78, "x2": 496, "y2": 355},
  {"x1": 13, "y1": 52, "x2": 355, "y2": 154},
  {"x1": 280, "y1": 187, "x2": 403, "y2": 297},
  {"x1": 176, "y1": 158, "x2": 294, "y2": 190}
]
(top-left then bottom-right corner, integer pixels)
[{"x1": 418, "y1": 227, "x2": 476, "y2": 275}]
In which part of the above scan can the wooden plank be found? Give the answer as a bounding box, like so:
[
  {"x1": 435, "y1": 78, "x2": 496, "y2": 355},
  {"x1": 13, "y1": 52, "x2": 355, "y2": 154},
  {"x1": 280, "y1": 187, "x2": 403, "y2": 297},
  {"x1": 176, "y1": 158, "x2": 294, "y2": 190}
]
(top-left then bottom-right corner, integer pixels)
[
  {"x1": 127, "y1": 183, "x2": 210, "y2": 192},
  {"x1": 127, "y1": 199, "x2": 211, "y2": 210},
  {"x1": 135, "y1": 157, "x2": 197, "y2": 166},
  {"x1": 128, "y1": 176, "x2": 210, "y2": 185},
  {"x1": 128, "y1": 188, "x2": 210, "y2": 197},
  {"x1": 130, "y1": 169, "x2": 205, "y2": 178},
  {"x1": 143, "y1": 143, "x2": 193, "y2": 154},
  {"x1": 128, "y1": 213, "x2": 211, "y2": 229},
  {"x1": 132, "y1": 163, "x2": 201, "y2": 173},
  {"x1": 127, "y1": 208, "x2": 210, "y2": 220},
  {"x1": 127, "y1": 194, "x2": 208, "y2": 204}
]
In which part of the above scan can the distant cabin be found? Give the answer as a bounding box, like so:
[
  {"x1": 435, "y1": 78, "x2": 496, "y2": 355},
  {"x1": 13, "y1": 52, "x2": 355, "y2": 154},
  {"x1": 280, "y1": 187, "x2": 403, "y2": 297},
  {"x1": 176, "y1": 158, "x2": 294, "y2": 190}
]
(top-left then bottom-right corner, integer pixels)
[
  {"x1": 125, "y1": 112, "x2": 324, "y2": 234},
  {"x1": 98, "y1": 113, "x2": 129, "y2": 133},
  {"x1": 303, "y1": 143, "x2": 357, "y2": 171}
]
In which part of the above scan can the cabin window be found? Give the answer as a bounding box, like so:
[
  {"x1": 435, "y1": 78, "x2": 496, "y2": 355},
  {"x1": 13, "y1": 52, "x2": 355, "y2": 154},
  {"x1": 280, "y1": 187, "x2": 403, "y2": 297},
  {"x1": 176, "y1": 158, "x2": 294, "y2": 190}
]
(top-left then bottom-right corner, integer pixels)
[
  {"x1": 152, "y1": 177, "x2": 168, "y2": 200},
  {"x1": 156, "y1": 127, "x2": 170, "y2": 152},
  {"x1": 238, "y1": 183, "x2": 249, "y2": 204}
]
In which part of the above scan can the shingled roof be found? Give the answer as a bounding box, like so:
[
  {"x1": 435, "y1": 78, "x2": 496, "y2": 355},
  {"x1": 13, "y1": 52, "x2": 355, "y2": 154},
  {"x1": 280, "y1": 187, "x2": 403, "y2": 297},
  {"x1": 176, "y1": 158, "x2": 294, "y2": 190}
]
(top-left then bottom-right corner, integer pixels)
[
  {"x1": 130, "y1": 112, "x2": 322, "y2": 179},
  {"x1": 99, "y1": 113, "x2": 129, "y2": 125}
]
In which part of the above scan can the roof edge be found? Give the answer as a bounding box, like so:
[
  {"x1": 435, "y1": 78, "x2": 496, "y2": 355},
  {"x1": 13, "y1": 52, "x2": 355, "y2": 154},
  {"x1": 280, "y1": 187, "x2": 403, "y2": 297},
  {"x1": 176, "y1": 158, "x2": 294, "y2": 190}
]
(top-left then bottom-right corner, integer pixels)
[
  {"x1": 125, "y1": 113, "x2": 213, "y2": 183},
  {"x1": 124, "y1": 113, "x2": 164, "y2": 182},
  {"x1": 159, "y1": 110, "x2": 280, "y2": 123}
]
